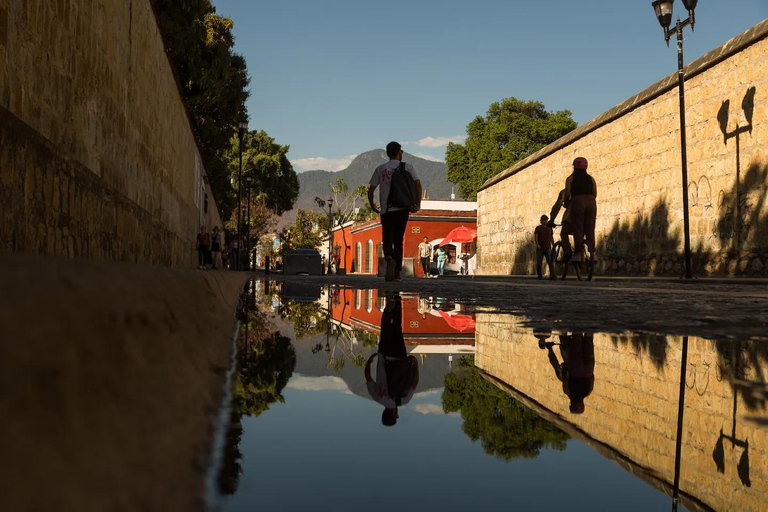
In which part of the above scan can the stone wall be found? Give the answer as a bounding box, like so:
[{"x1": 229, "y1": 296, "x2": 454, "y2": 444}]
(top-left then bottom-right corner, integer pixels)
[
  {"x1": 474, "y1": 314, "x2": 768, "y2": 511},
  {"x1": 0, "y1": 0, "x2": 222, "y2": 266},
  {"x1": 477, "y1": 20, "x2": 768, "y2": 276}
]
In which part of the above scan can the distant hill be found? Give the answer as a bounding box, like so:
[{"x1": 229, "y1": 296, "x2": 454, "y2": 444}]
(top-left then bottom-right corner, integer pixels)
[{"x1": 281, "y1": 150, "x2": 453, "y2": 227}]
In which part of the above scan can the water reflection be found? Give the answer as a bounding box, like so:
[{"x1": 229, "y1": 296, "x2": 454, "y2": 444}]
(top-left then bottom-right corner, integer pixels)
[
  {"x1": 365, "y1": 293, "x2": 420, "y2": 426},
  {"x1": 212, "y1": 283, "x2": 768, "y2": 512}
]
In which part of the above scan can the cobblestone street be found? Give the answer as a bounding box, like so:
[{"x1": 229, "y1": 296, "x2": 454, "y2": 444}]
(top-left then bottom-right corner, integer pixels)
[{"x1": 269, "y1": 273, "x2": 768, "y2": 340}]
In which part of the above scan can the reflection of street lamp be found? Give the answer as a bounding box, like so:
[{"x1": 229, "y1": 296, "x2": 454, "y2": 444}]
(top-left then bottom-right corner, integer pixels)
[
  {"x1": 245, "y1": 175, "x2": 253, "y2": 271},
  {"x1": 327, "y1": 199, "x2": 334, "y2": 273},
  {"x1": 237, "y1": 119, "x2": 248, "y2": 270},
  {"x1": 651, "y1": 0, "x2": 698, "y2": 279}
]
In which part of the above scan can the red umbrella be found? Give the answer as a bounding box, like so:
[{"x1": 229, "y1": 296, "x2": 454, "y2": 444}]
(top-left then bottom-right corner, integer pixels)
[
  {"x1": 441, "y1": 226, "x2": 477, "y2": 245},
  {"x1": 438, "y1": 310, "x2": 477, "y2": 332}
]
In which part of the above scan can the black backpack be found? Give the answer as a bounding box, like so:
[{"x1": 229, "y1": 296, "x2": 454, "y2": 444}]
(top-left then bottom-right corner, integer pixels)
[{"x1": 387, "y1": 162, "x2": 419, "y2": 212}]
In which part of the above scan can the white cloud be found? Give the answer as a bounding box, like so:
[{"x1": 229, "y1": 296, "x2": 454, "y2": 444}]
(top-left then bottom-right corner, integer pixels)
[
  {"x1": 413, "y1": 403, "x2": 459, "y2": 417},
  {"x1": 290, "y1": 154, "x2": 357, "y2": 173},
  {"x1": 406, "y1": 135, "x2": 466, "y2": 148},
  {"x1": 287, "y1": 376, "x2": 352, "y2": 393},
  {"x1": 415, "y1": 153, "x2": 444, "y2": 162}
]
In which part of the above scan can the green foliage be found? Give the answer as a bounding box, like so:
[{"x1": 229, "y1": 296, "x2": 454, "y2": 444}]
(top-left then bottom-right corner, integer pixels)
[
  {"x1": 279, "y1": 299, "x2": 327, "y2": 340},
  {"x1": 231, "y1": 331, "x2": 297, "y2": 418},
  {"x1": 446, "y1": 97, "x2": 577, "y2": 200},
  {"x1": 279, "y1": 209, "x2": 327, "y2": 255},
  {"x1": 153, "y1": 0, "x2": 250, "y2": 219},
  {"x1": 442, "y1": 357, "x2": 569, "y2": 460},
  {"x1": 228, "y1": 130, "x2": 300, "y2": 216}
]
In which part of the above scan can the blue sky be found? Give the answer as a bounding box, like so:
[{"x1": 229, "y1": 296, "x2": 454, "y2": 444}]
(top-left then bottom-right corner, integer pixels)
[{"x1": 214, "y1": 0, "x2": 768, "y2": 172}]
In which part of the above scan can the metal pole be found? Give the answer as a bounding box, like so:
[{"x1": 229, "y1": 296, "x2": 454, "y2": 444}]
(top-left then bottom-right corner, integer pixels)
[
  {"x1": 328, "y1": 204, "x2": 333, "y2": 274},
  {"x1": 246, "y1": 185, "x2": 252, "y2": 271},
  {"x1": 676, "y1": 19, "x2": 693, "y2": 279},
  {"x1": 671, "y1": 335, "x2": 689, "y2": 511},
  {"x1": 237, "y1": 131, "x2": 244, "y2": 271}
]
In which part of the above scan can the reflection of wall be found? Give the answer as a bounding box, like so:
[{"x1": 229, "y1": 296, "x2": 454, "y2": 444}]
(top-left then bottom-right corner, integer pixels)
[
  {"x1": 475, "y1": 313, "x2": 767, "y2": 512},
  {"x1": 477, "y1": 20, "x2": 768, "y2": 276}
]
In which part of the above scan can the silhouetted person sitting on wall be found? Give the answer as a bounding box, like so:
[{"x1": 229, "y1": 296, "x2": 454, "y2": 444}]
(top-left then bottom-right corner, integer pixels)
[
  {"x1": 364, "y1": 293, "x2": 420, "y2": 426},
  {"x1": 564, "y1": 157, "x2": 597, "y2": 262}
]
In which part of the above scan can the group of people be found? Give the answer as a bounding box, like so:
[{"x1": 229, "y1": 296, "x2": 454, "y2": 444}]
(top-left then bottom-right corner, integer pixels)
[
  {"x1": 196, "y1": 226, "x2": 240, "y2": 270},
  {"x1": 534, "y1": 156, "x2": 598, "y2": 280},
  {"x1": 418, "y1": 236, "x2": 449, "y2": 278}
]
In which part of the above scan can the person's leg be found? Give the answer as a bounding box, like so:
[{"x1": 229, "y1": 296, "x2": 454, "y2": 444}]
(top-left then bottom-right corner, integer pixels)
[
  {"x1": 381, "y1": 213, "x2": 395, "y2": 260},
  {"x1": 585, "y1": 197, "x2": 597, "y2": 255},
  {"x1": 198, "y1": 247, "x2": 204, "y2": 267},
  {"x1": 536, "y1": 248, "x2": 544, "y2": 278},
  {"x1": 545, "y1": 249, "x2": 555, "y2": 279},
  {"x1": 571, "y1": 196, "x2": 586, "y2": 260},
  {"x1": 392, "y1": 210, "x2": 409, "y2": 273}
]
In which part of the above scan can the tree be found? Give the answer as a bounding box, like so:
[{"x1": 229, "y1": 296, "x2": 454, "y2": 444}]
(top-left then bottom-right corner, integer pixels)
[
  {"x1": 279, "y1": 209, "x2": 327, "y2": 255},
  {"x1": 446, "y1": 97, "x2": 577, "y2": 200},
  {"x1": 228, "y1": 130, "x2": 300, "y2": 216},
  {"x1": 442, "y1": 357, "x2": 569, "y2": 460},
  {"x1": 153, "y1": 0, "x2": 251, "y2": 218},
  {"x1": 314, "y1": 178, "x2": 370, "y2": 269}
]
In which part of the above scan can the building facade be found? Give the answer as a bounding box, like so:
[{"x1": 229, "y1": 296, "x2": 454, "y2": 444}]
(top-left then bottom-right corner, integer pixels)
[{"x1": 331, "y1": 200, "x2": 477, "y2": 277}]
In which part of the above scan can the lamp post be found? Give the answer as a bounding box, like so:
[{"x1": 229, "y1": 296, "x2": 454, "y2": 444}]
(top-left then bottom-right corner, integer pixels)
[
  {"x1": 245, "y1": 175, "x2": 253, "y2": 272},
  {"x1": 327, "y1": 198, "x2": 334, "y2": 274},
  {"x1": 237, "y1": 120, "x2": 248, "y2": 270},
  {"x1": 651, "y1": 0, "x2": 698, "y2": 279}
]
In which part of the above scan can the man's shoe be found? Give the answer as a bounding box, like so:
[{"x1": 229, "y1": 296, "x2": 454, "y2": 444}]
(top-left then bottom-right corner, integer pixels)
[
  {"x1": 394, "y1": 271, "x2": 402, "y2": 282},
  {"x1": 385, "y1": 257, "x2": 396, "y2": 282}
]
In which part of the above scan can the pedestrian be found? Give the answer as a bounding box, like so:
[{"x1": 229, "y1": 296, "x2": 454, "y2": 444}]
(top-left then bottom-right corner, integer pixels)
[
  {"x1": 534, "y1": 214, "x2": 555, "y2": 280},
  {"x1": 230, "y1": 238, "x2": 239, "y2": 270},
  {"x1": 211, "y1": 226, "x2": 222, "y2": 270},
  {"x1": 367, "y1": 141, "x2": 422, "y2": 282},
  {"x1": 436, "y1": 245, "x2": 447, "y2": 276},
  {"x1": 364, "y1": 292, "x2": 420, "y2": 426},
  {"x1": 196, "y1": 226, "x2": 210, "y2": 269},
  {"x1": 221, "y1": 241, "x2": 230, "y2": 269},
  {"x1": 418, "y1": 236, "x2": 431, "y2": 279}
]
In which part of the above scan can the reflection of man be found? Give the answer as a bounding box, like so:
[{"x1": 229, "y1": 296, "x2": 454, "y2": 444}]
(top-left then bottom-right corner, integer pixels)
[
  {"x1": 364, "y1": 293, "x2": 420, "y2": 426},
  {"x1": 537, "y1": 330, "x2": 595, "y2": 414}
]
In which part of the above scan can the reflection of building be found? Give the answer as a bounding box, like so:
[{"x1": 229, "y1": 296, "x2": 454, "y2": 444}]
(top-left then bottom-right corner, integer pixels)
[
  {"x1": 326, "y1": 288, "x2": 475, "y2": 361},
  {"x1": 331, "y1": 200, "x2": 477, "y2": 277},
  {"x1": 474, "y1": 314, "x2": 768, "y2": 512}
]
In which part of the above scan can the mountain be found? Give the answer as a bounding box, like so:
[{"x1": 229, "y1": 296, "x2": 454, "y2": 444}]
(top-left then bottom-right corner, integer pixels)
[{"x1": 281, "y1": 150, "x2": 454, "y2": 226}]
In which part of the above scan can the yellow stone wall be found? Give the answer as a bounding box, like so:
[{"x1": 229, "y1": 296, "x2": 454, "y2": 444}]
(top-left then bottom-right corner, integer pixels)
[
  {"x1": 477, "y1": 20, "x2": 768, "y2": 276},
  {"x1": 475, "y1": 314, "x2": 768, "y2": 511},
  {"x1": 0, "y1": 0, "x2": 222, "y2": 265}
]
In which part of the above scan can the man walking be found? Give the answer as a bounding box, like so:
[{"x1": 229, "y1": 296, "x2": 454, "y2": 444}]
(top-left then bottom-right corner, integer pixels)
[
  {"x1": 534, "y1": 215, "x2": 556, "y2": 280},
  {"x1": 368, "y1": 141, "x2": 422, "y2": 282},
  {"x1": 418, "y1": 236, "x2": 431, "y2": 278}
]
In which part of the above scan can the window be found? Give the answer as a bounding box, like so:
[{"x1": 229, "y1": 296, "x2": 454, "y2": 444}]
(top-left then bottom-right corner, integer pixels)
[
  {"x1": 355, "y1": 243, "x2": 362, "y2": 273},
  {"x1": 354, "y1": 290, "x2": 361, "y2": 309},
  {"x1": 410, "y1": 321, "x2": 419, "y2": 328},
  {"x1": 365, "y1": 289, "x2": 373, "y2": 312},
  {"x1": 366, "y1": 240, "x2": 374, "y2": 274},
  {"x1": 412, "y1": 226, "x2": 421, "y2": 233}
]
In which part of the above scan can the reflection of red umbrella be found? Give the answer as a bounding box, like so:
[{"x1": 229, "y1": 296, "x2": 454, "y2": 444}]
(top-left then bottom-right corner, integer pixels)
[
  {"x1": 438, "y1": 310, "x2": 477, "y2": 332},
  {"x1": 442, "y1": 226, "x2": 477, "y2": 245}
]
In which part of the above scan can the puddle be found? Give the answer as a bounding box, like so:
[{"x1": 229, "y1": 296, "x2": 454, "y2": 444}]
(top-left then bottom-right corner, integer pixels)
[{"x1": 208, "y1": 280, "x2": 768, "y2": 512}]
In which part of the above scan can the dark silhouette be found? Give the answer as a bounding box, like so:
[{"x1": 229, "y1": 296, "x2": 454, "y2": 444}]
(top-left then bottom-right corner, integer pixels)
[{"x1": 364, "y1": 293, "x2": 420, "y2": 426}]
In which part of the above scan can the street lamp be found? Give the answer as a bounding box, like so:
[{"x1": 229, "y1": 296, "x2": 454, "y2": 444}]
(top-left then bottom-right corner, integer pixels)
[
  {"x1": 245, "y1": 175, "x2": 253, "y2": 272},
  {"x1": 651, "y1": 0, "x2": 698, "y2": 279},
  {"x1": 327, "y1": 198, "x2": 334, "y2": 274},
  {"x1": 237, "y1": 119, "x2": 248, "y2": 270}
]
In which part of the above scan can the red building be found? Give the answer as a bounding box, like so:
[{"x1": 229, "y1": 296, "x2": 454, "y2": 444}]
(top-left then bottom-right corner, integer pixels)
[
  {"x1": 328, "y1": 288, "x2": 476, "y2": 349},
  {"x1": 331, "y1": 200, "x2": 477, "y2": 277}
]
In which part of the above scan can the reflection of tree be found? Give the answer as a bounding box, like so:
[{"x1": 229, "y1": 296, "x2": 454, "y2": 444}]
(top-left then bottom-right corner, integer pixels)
[
  {"x1": 610, "y1": 333, "x2": 668, "y2": 370},
  {"x1": 279, "y1": 299, "x2": 326, "y2": 340},
  {"x1": 217, "y1": 305, "x2": 297, "y2": 495},
  {"x1": 715, "y1": 340, "x2": 768, "y2": 411},
  {"x1": 442, "y1": 357, "x2": 569, "y2": 460}
]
